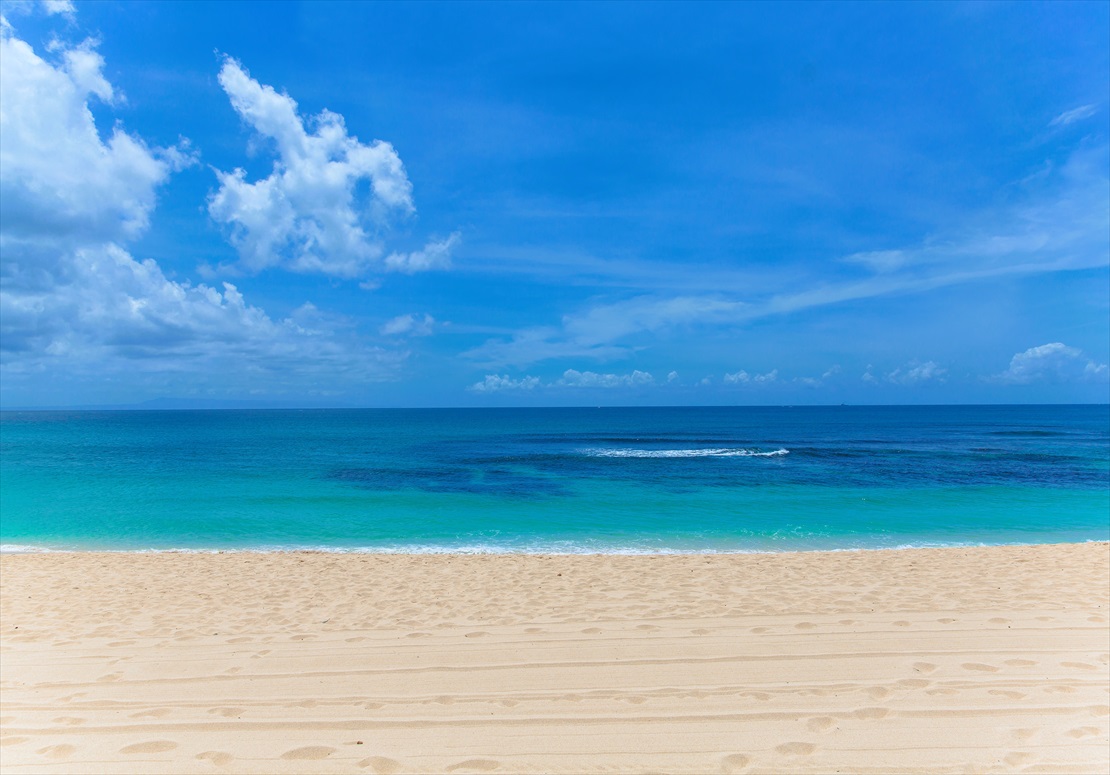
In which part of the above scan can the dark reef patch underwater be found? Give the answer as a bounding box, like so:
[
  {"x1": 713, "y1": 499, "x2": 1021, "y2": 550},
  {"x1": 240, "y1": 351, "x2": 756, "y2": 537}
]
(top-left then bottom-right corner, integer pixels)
[{"x1": 2, "y1": 405, "x2": 1107, "y2": 552}]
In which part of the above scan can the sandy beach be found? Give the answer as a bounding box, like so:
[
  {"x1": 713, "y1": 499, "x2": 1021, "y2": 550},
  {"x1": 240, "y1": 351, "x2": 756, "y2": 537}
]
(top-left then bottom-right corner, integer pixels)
[{"x1": 1, "y1": 543, "x2": 1107, "y2": 774}]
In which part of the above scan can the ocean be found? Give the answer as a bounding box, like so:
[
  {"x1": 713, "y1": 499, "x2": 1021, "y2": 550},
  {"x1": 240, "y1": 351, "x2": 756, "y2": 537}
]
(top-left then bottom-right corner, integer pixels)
[{"x1": 1, "y1": 405, "x2": 1107, "y2": 553}]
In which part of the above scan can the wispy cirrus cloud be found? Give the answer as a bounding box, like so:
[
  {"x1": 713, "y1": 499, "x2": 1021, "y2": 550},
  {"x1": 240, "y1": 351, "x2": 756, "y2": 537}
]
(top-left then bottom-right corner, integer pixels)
[
  {"x1": 463, "y1": 295, "x2": 744, "y2": 367},
  {"x1": 465, "y1": 143, "x2": 1108, "y2": 370},
  {"x1": 1049, "y1": 104, "x2": 1098, "y2": 127}
]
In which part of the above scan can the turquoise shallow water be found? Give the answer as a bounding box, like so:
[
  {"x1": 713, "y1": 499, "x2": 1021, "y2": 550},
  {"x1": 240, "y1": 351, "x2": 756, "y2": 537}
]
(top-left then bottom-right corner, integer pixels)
[{"x1": 1, "y1": 405, "x2": 1107, "y2": 552}]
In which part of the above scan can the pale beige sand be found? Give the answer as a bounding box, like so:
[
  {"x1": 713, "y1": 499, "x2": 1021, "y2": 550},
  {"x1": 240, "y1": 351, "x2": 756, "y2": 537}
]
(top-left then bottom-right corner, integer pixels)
[{"x1": 1, "y1": 543, "x2": 1108, "y2": 774}]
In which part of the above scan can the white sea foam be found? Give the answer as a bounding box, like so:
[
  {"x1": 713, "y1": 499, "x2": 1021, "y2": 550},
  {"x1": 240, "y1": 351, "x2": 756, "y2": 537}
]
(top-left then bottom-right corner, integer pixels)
[
  {"x1": 0, "y1": 544, "x2": 61, "y2": 553},
  {"x1": 581, "y1": 447, "x2": 789, "y2": 458},
  {"x1": 3, "y1": 539, "x2": 1084, "y2": 556}
]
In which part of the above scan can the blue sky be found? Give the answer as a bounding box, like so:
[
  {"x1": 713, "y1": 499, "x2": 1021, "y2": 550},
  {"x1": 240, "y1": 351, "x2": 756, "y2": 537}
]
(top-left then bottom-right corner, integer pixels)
[{"x1": 1, "y1": 0, "x2": 1107, "y2": 407}]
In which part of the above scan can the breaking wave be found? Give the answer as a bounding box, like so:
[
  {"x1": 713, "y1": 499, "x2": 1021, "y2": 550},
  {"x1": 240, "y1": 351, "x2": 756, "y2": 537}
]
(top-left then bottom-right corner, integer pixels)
[{"x1": 580, "y1": 447, "x2": 789, "y2": 459}]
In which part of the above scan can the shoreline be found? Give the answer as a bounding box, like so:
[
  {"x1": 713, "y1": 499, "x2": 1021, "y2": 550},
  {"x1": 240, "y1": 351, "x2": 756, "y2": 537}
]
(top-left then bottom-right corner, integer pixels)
[
  {"x1": 3, "y1": 536, "x2": 1107, "y2": 555},
  {"x1": 3, "y1": 541, "x2": 1108, "y2": 773}
]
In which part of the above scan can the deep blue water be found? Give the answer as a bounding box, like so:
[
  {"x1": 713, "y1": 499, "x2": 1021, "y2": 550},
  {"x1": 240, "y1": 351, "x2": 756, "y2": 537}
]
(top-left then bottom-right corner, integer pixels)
[{"x1": 1, "y1": 405, "x2": 1107, "y2": 552}]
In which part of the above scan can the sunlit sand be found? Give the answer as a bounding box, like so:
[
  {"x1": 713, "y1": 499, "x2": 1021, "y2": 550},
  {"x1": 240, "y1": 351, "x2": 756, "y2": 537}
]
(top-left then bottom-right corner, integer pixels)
[{"x1": 2, "y1": 542, "x2": 1107, "y2": 773}]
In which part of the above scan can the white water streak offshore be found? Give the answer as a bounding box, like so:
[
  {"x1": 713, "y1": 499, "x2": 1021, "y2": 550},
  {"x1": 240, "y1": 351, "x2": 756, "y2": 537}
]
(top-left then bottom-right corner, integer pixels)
[{"x1": 581, "y1": 447, "x2": 789, "y2": 458}]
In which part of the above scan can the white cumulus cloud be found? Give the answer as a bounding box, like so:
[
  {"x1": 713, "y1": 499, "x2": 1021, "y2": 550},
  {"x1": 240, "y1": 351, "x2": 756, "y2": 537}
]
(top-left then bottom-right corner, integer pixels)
[
  {"x1": 42, "y1": 0, "x2": 75, "y2": 15},
  {"x1": 795, "y1": 365, "x2": 841, "y2": 388},
  {"x1": 385, "y1": 233, "x2": 461, "y2": 274},
  {"x1": 0, "y1": 26, "x2": 404, "y2": 403},
  {"x1": 556, "y1": 369, "x2": 654, "y2": 388},
  {"x1": 724, "y1": 368, "x2": 777, "y2": 385},
  {"x1": 380, "y1": 313, "x2": 435, "y2": 337},
  {"x1": 209, "y1": 58, "x2": 453, "y2": 279},
  {"x1": 885, "y1": 360, "x2": 947, "y2": 385},
  {"x1": 994, "y1": 343, "x2": 1108, "y2": 384},
  {"x1": 0, "y1": 28, "x2": 187, "y2": 245},
  {"x1": 468, "y1": 374, "x2": 541, "y2": 392}
]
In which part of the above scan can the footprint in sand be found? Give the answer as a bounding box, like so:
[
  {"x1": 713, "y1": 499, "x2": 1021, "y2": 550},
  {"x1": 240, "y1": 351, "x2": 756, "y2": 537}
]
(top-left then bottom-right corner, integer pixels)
[
  {"x1": 207, "y1": 707, "x2": 244, "y2": 718},
  {"x1": 897, "y1": 679, "x2": 930, "y2": 689},
  {"x1": 359, "y1": 756, "x2": 403, "y2": 774},
  {"x1": 937, "y1": 618, "x2": 956, "y2": 624},
  {"x1": 989, "y1": 690, "x2": 1026, "y2": 699},
  {"x1": 36, "y1": 744, "x2": 76, "y2": 759},
  {"x1": 120, "y1": 740, "x2": 178, "y2": 754},
  {"x1": 445, "y1": 759, "x2": 501, "y2": 772},
  {"x1": 281, "y1": 746, "x2": 335, "y2": 760},
  {"x1": 961, "y1": 662, "x2": 999, "y2": 673},
  {"x1": 751, "y1": 627, "x2": 770, "y2": 633},
  {"x1": 775, "y1": 742, "x2": 816, "y2": 756},
  {"x1": 853, "y1": 707, "x2": 890, "y2": 720},
  {"x1": 97, "y1": 672, "x2": 123, "y2": 682},
  {"x1": 912, "y1": 662, "x2": 937, "y2": 673},
  {"x1": 794, "y1": 622, "x2": 817, "y2": 630},
  {"x1": 720, "y1": 753, "x2": 751, "y2": 772},
  {"x1": 989, "y1": 618, "x2": 1011, "y2": 625},
  {"x1": 52, "y1": 716, "x2": 86, "y2": 725},
  {"x1": 1067, "y1": 726, "x2": 1100, "y2": 739},
  {"x1": 807, "y1": 716, "x2": 836, "y2": 732},
  {"x1": 464, "y1": 631, "x2": 488, "y2": 638},
  {"x1": 406, "y1": 632, "x2": 431, "y2": 638},
  {"x1": 1005, "y1": 659, "x2": 1037, "y2": 667},
  {"x1": 1061, "y1": 661, "x2": 1097, "y2": 671},
  {"x1": 866, "y1": 686, "x2": 890, "y2": 699},
  {"x1": 130, "y1": 708, "x2": 171, "y2": 719},
  {"x1": 1088, "y1": 615, "x2": 1107, "y2": 623},
  {"x1": 1044, "y1": 685, "x2": 1077, "y2": 694},
  {"x1": 1003, "y1": 752, "x2": 1035, "y2": 767},
  {"x1": 892, "y1": 620, "x2": 911, "y2": 627},
  {"x1": 196, "y1": 751, "x2": 234, "y2": 765},
  {"x1": 582, "y1": 628, "x2": 602, "y2": 634}
]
